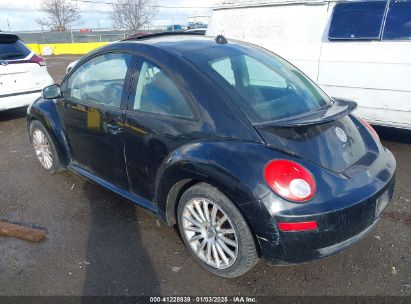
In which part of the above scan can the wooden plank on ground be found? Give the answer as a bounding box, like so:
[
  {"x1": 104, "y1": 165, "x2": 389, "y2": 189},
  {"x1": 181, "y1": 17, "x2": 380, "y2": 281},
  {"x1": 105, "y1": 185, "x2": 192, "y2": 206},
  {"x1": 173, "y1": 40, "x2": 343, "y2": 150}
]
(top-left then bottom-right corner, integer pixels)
[{"x1": 0, "y1": 221, "x2": 46, "y2": 242}]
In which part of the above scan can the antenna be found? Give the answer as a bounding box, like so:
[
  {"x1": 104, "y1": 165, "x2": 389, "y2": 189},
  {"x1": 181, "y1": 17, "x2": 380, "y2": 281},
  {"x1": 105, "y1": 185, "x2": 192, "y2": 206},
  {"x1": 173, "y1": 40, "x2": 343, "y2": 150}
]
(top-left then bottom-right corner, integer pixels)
[{"x1": 215, "y1": 34, "x2": 228, "y2": 45}]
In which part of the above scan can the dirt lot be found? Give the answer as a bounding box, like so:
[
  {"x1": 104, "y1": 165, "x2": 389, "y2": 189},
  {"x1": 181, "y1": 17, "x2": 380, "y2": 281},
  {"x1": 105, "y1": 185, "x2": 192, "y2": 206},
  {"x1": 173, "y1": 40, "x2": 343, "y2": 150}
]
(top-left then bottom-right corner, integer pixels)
[{"x1": 0, "y1": 55, "x2": 410, "y2": 297}]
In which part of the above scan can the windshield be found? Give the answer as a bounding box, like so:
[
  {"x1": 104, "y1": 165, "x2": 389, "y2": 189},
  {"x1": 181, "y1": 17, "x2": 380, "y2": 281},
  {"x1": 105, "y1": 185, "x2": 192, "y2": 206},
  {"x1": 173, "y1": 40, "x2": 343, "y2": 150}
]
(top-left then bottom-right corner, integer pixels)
[
  {"x1": 0, "y1": 37, "x2": 31, "y2": 60},
  {"x1": 185, "y1": 43, "x2": 331, "y2": 123}
]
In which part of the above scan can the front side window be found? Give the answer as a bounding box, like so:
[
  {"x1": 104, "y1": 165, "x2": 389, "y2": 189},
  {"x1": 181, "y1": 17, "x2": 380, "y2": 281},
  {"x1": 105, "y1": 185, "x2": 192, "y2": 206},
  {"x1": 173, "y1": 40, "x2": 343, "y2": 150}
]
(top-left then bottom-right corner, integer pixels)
[
  {"x1": 383, "y1": 0, "x2": 411, "y2": 40},
  {"x1": 186, "y1": 44, "x2": 331, "y2": 123},
  {"x1": 329, "y1": 1, "x2": 387, "y2": 40},
  {"x1": 66, "y1": 52, "x2": 132, "y2": 108},
  {"x1": 132, "y1": 60, "x2": 194, "y2": 119}
]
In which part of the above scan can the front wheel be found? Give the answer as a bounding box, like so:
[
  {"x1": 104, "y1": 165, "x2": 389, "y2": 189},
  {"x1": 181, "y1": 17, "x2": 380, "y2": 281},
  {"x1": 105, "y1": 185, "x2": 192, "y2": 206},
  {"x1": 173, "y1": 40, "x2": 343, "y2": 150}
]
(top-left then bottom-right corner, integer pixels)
[
  {"x1": 30, "y1": 120, "x2": 62, "y2": 173},
  {"x1": 177, "y1": 183, "x2": 259, "y2": 278}
]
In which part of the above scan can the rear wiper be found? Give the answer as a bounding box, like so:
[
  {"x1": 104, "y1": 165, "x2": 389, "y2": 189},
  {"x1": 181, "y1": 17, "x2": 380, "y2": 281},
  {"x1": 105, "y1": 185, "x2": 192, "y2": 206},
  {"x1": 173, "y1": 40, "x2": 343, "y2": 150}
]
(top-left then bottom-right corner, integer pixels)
[{"x1": 0, "y1": 53, "x2": 24, "y2": 60}]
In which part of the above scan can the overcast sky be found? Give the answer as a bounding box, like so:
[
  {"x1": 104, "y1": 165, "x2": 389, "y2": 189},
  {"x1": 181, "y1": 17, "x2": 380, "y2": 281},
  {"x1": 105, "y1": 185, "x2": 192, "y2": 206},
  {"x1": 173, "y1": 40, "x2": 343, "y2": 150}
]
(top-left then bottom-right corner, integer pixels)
[{"x1": 0, "y1": 0, "x2": 220, "y2": 32}]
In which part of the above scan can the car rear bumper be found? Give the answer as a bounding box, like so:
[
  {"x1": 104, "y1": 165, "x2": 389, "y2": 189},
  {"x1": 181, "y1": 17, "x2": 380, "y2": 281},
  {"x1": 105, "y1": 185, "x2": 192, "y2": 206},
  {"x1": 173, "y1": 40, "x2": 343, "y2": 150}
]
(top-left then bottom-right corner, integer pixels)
[
  {"x1": 259, "y1": 175, "x2": 395, "y2": 265},
  {"x1": 0, "y1": 90, "x2": 43, "y2": 111}
]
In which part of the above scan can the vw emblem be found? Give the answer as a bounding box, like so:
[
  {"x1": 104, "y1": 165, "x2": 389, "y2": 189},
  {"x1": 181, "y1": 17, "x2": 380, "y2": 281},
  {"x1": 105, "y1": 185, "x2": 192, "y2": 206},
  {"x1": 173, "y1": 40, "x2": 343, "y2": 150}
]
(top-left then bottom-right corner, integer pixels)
[
  {"x1": 335, "y1": 127, "x2": 347, "y2": 143},
  {"x1": 0, "y1": 60, "x2": 8, "y2": 66}
]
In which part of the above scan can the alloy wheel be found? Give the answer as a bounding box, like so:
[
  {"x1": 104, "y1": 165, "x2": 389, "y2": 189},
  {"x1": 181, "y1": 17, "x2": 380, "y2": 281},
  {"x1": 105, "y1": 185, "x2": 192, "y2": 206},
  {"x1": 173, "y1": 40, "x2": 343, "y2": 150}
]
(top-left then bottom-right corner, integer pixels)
[
  {"x1": 182, "y1": 198, "x2": 238, "y2": 269},
  {"x1": 32, "y1": 129, "x2": 53, "y2": 170}
]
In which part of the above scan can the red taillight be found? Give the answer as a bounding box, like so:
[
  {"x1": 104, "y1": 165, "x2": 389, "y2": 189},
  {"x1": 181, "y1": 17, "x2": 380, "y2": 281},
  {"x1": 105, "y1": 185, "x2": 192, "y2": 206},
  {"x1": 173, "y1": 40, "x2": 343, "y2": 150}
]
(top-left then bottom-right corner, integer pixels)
[
  {"x1": 264, "y1": 160, "x2": 316, "y2": 202},
  {"x1": 9, "y1": 54, "x2": 46, "y2": 66},
  {"x1": 360, "y1": 118, "x2": 379, "y2": 141},
  {"x1": 29, "y1": 54, "x2": 46, "y2": 66},
  {"x1": 278, "y1": 221, "x2": 318, "y2": 232}
]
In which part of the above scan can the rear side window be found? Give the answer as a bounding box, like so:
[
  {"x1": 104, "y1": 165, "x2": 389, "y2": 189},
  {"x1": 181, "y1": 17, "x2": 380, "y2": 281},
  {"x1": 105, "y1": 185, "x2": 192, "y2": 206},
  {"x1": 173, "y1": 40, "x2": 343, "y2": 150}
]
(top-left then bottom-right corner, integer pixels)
[
  {"x1": 329, "y1": 1, "x2": 387, "y2": 40},
  {"x1": 0, "y1": 36, "x2": 31, "y2": 60},
  {"x1": 132, "y1": 60, "x2": 194, "y2": 119},
  {"x1": 383, "y1": 0, "x2": 411, "y2": 40}
]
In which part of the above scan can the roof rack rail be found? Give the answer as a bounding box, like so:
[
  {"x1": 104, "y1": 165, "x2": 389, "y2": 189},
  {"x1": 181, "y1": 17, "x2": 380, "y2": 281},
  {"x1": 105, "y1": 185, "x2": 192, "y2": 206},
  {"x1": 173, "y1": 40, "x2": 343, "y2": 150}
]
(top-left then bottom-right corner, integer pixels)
[{"x1": 122, "y1": 31, "x2": 205, "y2": 41}]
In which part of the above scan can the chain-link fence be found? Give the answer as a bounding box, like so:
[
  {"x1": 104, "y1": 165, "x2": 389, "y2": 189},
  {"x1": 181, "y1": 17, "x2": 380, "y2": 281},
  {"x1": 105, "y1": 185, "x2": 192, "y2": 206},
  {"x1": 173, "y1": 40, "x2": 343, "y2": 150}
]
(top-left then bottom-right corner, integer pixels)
[{"x1": 17, "y1": 30, "x2": 141, "y2": 44}]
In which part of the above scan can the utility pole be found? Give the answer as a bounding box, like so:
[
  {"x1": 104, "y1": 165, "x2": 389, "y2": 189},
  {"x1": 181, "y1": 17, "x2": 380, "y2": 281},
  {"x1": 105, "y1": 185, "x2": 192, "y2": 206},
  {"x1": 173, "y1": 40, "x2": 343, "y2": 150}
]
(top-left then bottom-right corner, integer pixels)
[
  {"x1": 7, "y1": 19, "x2": 10, "y2": 31},
  {"x1": 97, "y1": 20, "x2": 101, "y2": 41},
  {"x1": 41, "y1": 24, "x2": 45, "y2": 43}
]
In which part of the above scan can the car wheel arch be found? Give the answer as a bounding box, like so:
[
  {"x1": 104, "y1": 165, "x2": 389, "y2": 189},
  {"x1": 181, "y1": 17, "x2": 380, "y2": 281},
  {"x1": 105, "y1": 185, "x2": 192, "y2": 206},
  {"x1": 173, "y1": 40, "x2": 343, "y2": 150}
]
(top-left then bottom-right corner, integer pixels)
[
  {"x1": 155, "y1": 164, "x2": 264, "y2": 257},
  {"x1": 28, "y1": 102, "x2": 71, "y2": 167},
  {"x1": 168, "y1": 178, "x2": 263, "y2": 257},
  {"x1": 164, "y1": 178, "x2": 199, "y2": 225},
  {"x1": 29, "y1": 117, "x2": 69, "y2": 165}
]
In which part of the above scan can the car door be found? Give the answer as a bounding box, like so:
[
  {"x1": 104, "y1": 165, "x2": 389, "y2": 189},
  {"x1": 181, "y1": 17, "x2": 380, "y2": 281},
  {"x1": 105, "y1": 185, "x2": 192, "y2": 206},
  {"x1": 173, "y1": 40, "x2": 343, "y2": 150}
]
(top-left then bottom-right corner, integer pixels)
[
  {"x1": 124, "y1": 58, "x2": 200, "y2": 201},
  {"x1": 58, "y1": 52, "x2": 134, "y2": 189}
]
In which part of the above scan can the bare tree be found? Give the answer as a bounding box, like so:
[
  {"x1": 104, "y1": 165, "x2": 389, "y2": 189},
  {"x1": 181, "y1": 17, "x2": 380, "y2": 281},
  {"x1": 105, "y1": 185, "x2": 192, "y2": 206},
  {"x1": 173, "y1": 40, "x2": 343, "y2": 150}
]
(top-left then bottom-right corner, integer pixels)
[
  {"x1": 112, "y1": 0, "x2": 158, "y2": 31},
  {"x1": 37, "y1": 0, "x2": 80, "y2": 31}
]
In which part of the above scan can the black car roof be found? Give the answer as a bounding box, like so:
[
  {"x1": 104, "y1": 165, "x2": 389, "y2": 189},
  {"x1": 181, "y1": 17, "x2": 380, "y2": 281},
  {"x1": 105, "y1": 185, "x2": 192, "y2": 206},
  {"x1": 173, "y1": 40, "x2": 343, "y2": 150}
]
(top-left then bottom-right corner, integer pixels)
[{"x1": 123, "y1": 34, "x2": 232, "y2": 56}]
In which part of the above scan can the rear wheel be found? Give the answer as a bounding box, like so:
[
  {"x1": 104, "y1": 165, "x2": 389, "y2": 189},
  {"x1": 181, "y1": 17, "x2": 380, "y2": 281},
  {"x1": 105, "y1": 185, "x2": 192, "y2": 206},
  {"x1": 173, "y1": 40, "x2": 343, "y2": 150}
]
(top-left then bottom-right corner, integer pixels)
[
  {"x1": 30, "y1": 120, "x2": 61, "y2": 173},
  {"x1": 177, "y1": 183, "x2": 259, "y2": 278}
]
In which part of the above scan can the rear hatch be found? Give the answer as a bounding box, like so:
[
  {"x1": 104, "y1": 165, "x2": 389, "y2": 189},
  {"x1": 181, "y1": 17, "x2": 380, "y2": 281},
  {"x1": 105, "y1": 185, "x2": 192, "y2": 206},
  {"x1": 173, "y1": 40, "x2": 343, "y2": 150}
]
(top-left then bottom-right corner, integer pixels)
[
  {"x1": 183, "y1": 40, "x2": 377, "y2": 172},
  {"x1": 0, "y1": 34, "x2": 45, "y2": 95},
  {"x1": 255, "y1": 99, "x2": 372, "y2": 172}
]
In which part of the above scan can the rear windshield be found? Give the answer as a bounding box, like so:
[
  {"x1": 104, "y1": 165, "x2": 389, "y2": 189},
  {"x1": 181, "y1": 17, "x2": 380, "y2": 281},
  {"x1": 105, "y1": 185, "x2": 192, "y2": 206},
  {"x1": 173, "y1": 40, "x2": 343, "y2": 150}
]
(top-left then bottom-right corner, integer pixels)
[
  {"x1": 185, "y1": 43, "x2": 331, "y2": 123},
  {"x1": 0, "y1": 36, "x2": 31, "y2": 60}
]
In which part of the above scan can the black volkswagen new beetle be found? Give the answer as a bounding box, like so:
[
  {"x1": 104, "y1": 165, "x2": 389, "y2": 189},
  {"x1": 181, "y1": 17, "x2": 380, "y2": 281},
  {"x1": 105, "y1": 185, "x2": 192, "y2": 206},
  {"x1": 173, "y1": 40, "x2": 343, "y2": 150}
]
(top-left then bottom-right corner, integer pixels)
[{"x1": 27, "y1": 34, "x2": 396, "y2": 277}]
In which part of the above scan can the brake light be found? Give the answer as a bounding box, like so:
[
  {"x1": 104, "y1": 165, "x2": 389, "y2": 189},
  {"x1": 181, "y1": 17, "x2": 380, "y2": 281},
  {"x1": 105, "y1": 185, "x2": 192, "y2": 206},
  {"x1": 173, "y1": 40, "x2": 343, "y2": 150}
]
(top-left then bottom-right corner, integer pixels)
[
  {"x1": 8, "y1": 54, "x2": 46, "y2": 66},
  {"x1": 29, "y1": 54, "x2": 46, "y2": 66},
  {"x1": 278, "y1": 221, "x2": 318, "y2": 232},
  {"x1": 360, "y1": 118, "x2": 379, "y2": 141},
  {"x1": 264, "y1": 160, "x2": 316, "y2": 202}
]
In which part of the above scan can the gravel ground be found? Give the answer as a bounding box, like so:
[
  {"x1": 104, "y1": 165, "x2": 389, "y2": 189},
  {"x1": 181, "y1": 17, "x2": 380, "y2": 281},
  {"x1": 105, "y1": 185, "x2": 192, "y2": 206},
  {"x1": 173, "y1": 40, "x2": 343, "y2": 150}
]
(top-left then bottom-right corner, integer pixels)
[{"x1": 0, "y1": 55, "x2": 410, "y2": 297}]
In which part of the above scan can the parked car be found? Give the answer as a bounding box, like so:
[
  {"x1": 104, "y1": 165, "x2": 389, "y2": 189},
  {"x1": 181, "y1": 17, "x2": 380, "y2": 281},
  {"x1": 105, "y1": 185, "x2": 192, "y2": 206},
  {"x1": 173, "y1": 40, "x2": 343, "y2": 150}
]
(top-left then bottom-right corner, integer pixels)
[
  {"x1": 186, "y1": 28, "x2": 207, "y2": 35},
  {"x1": 127, "y1": 32, "x2": 149, "y2": 40},
  {"x1": 65, "y1": 59, "x2": 79, "y2": 74},
  {"x1": 65, "y1": 32, "x2": 152, "y2": 74},
  {"x1": 0, "y1": 33, "x2": 54, "y2": 111},
  {"x1": 27, "y1": 34, "x2": 396, "y2": 278},
  {"x1": 167, "y1": 24, "x2": 184, "y2": 31},
  {"x1": 207, "y1": 0, "x2": 411, "y2": 129}
]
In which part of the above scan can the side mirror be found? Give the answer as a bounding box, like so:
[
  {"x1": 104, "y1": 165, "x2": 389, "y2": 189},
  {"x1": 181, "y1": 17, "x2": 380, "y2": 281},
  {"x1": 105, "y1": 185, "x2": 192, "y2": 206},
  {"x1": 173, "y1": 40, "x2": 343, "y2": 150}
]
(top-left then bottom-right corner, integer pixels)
[{"x1": 42, "y1": 84, "x2": 61, "y2": 99}]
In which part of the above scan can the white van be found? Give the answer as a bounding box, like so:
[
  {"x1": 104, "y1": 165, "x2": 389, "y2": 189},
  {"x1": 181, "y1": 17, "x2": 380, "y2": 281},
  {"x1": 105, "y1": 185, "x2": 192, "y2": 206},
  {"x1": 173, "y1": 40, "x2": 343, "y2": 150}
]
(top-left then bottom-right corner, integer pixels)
[{"x1": 207, "y1": 0, "x2": 411, "y2": 129}]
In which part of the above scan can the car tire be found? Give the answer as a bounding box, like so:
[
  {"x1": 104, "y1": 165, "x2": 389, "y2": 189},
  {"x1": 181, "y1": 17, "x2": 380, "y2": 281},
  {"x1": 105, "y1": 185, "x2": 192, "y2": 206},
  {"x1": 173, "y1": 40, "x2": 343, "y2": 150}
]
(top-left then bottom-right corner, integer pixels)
[
  {"x1": 177, "y1": 182, "x2": 259, "y2": 278},
  {"x1": 30, "y1": 120, "x2": 62, "y2": 173}
]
